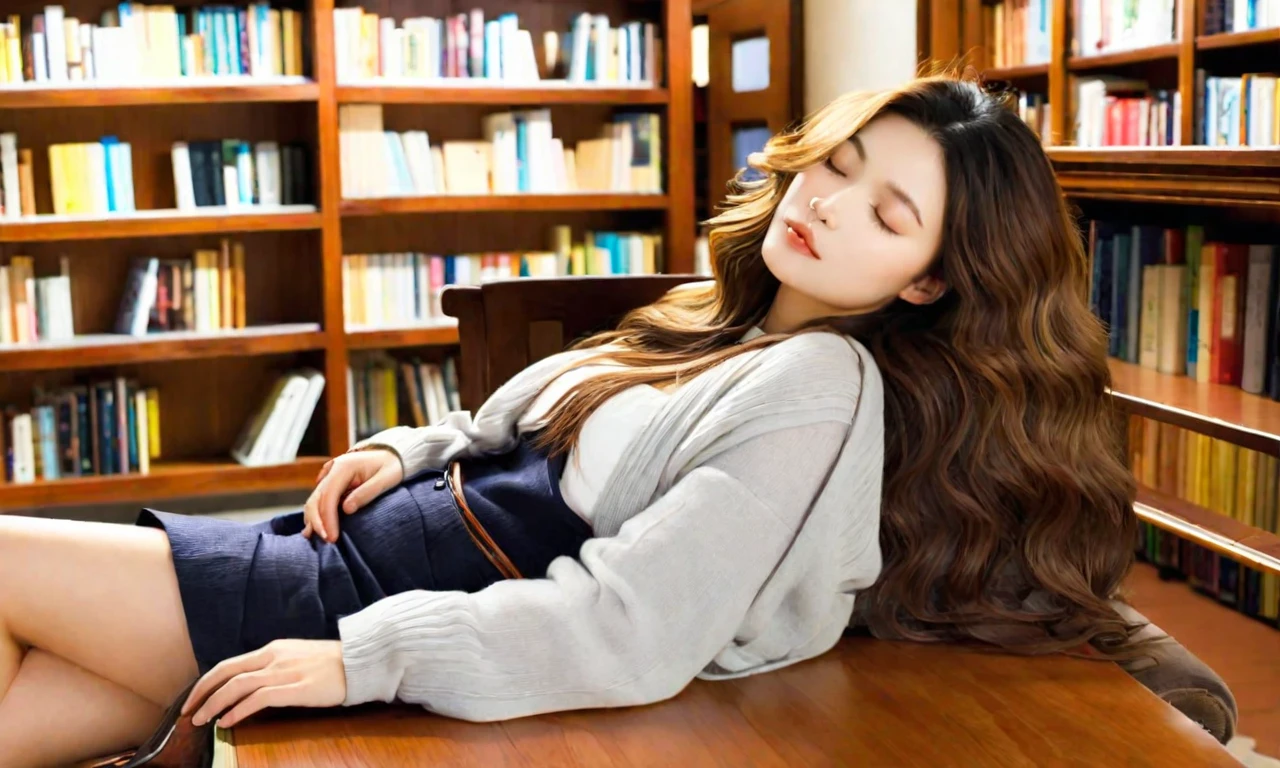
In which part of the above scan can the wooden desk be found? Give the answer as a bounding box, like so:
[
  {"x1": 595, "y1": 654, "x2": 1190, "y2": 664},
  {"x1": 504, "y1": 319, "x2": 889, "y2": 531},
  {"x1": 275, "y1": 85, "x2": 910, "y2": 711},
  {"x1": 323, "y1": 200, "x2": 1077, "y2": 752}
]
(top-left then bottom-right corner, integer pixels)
[{"x1": 232, "y1": 637, "x2": 1234, "y2": 767}]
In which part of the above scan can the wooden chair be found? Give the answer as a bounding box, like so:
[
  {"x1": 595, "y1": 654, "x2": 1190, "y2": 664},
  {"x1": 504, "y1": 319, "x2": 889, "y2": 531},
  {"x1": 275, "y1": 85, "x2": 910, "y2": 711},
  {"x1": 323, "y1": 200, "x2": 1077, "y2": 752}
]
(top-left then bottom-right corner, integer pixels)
[{"x1": 440, "y1": 275, "x2": 1239, "y2": 745}]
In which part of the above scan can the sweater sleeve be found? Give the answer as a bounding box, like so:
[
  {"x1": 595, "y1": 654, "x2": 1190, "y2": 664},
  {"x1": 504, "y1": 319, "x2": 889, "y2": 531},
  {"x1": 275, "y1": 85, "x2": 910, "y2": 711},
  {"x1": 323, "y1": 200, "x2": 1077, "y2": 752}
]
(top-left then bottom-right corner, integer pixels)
[{"x1": 337, "y1": 420, "x2": 852, "y2": 721}]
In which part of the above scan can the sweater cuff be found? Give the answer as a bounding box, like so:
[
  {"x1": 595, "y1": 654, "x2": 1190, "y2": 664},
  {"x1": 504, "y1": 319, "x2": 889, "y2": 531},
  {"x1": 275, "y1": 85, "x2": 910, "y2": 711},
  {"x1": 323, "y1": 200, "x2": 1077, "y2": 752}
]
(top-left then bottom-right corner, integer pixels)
[{"x1": 338, "y1": 590, "x2": 457, "y2": 707}]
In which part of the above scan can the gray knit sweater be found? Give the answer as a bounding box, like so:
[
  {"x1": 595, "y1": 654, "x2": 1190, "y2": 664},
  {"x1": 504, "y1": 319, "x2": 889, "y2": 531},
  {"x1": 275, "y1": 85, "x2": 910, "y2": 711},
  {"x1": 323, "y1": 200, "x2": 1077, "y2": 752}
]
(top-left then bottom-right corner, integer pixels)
[{"x1": 339, "y1": 330, "x2": 885, "y2": 721}]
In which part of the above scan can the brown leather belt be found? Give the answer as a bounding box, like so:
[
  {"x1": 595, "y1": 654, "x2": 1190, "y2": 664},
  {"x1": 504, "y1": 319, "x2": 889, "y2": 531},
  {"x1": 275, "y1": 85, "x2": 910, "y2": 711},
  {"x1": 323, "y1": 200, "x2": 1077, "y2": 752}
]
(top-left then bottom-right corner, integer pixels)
[{"x1": 446, "y1": 461, "x2": 525, "y2": 580}]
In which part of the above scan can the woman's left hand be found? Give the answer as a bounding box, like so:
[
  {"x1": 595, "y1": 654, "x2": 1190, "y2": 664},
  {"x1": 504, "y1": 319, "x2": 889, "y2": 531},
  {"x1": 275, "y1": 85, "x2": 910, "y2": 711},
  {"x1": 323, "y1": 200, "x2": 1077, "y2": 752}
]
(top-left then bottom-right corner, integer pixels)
[{"x1": 182, "y1": 639, "x2": 348, "y2": 728}]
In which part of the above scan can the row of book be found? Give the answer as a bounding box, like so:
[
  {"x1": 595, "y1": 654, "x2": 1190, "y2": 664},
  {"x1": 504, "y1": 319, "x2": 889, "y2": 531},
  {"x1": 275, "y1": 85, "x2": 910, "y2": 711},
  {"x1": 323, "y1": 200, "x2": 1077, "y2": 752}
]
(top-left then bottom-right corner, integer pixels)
[
  {"x1": 348, "y1": 353, "x2": 460, "y2": 444},
  {"x1": 1088, "y1": 220, "x2": 1280, "y2": 395},
  {"x1": 1128, "y1": 415, "x2": 1280, "y2": 627},
  {"x1": 1204, "y1": 0, "x2": 1280, "y2": 33},
  {"x1": 982, "y1": 0, "x2": 1051, "y2": 69},
  {"x1": 171, "y1": 140, "x2": 311, "y2": 209},
  {"x1": 1, "y1": 377, "x2": 160, "y2": 483},
  {"x1": 115, "y1": 242, "x2": 247, "y2": 337},
  {"x1": 334, "y1": 9, "x2": 659, "y2": 85},
  {"x1": 0, "y1": 256, "x2": 74, "y2": 345},
  {"x1": 0, "y1": 3, "x2": 306, "y2": 85},
  {"x1": 338, "y1": 105, "x2": 660, "y2": 198},
  {"x1": 0, "y1": 133, "x2": 137, "y2": 217},
  {"x1": 1198, "y1": 71, "x2": 1280, "y2": 147},
  {"x1": 343, "y1": 229, "x2": 664, "y2": 329},
  {"x1": 1073, "y1": 0, "x2": 1176, "y2": 58},
  {"x1": 1073, "y1": 80, "x2": 1180, "y2": 147},
  {"x1": 232, "y1": 368, "x2": 325, "y2": 467},
  {"x1": 1014, "y1": 92, "x2": 1052, "y2": 144}
]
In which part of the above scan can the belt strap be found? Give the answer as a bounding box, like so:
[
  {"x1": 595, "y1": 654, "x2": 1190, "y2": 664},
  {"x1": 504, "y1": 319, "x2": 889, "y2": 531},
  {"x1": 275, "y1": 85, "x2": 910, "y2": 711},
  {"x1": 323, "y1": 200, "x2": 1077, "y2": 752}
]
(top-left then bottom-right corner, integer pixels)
[{"x1": 447, "y1": 462, "x2": 525, "y2": 580}]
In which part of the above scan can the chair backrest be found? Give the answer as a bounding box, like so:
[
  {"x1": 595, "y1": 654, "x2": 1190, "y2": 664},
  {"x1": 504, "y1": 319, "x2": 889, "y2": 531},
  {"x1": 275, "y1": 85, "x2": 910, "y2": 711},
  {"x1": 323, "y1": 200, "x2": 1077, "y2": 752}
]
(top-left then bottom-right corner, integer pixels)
[{"x1": 441, "y1": 275, "x2": 705, "y2": 411}]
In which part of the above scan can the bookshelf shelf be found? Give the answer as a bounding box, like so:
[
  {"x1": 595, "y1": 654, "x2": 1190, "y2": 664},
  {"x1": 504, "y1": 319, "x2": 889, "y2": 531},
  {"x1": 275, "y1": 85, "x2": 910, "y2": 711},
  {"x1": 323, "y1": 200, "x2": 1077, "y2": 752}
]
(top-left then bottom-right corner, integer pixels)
[
  {"x1": 1049, "y1": 149, "x2": 1280, "y2": 207},
  {"x1": 346, "y1": 324, "x2": 460, "y2": 350},
  {"x1": 1067, "y1": 42, "x2": 1181, "y2": 71},
  {"x1": 1108, "y1": 359, "x2": 1280, "y2": 458},
  {"x1": 336, "y1": 82, "x2": 669, "y2": 105},
  {"x1": 1136, "y1": 486, "x2": 1280, "y2": 577},
  {"x1": 0, "y1": 457, "x2": 326, "y2": 513},
  {"x1": 1195, "y1": 27, "x2": 1280, "y2": 51},
  {"x1": 982, "y1": 62, "x2": 1050, "y2": 80},
  {"x1": 339, "y1": 194, "x2": 671, "y2": 216},
  {"x1": 0, "y1": 207, "x2": 324, "y2": 243},
  {"x1": 0, "y1": 325, "x2": 326, "y2": 373},
  {"x1": 0, "y1": 78, "x2": 320, "y2": 109}
]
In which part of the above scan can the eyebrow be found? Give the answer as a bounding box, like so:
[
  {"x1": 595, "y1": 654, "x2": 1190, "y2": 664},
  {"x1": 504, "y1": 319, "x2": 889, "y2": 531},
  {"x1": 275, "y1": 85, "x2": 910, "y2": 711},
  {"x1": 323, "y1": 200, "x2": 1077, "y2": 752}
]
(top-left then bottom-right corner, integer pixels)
[{"x1": 848, "y1": 136, "x2": 924, "y2": 228}]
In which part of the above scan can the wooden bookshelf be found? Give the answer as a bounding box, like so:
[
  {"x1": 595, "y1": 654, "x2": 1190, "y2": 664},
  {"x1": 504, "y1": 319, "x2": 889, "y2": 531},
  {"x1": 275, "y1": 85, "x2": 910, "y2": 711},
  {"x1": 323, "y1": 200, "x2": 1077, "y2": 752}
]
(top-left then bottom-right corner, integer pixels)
[
  {"x1": 0, "y1": 0, "x2": 693, "y2": 512},
  {"x1": 927, "y1": 0, "x2": 1280, "y2": 616}
]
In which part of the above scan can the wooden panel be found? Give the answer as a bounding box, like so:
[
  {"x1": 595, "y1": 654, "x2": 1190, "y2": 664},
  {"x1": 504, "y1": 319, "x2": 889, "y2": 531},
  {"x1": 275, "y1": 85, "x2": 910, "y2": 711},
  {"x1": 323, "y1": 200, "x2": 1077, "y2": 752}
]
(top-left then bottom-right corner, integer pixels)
[
  {"x1": 337, "y1": 85, "x2": 669, "y2": 105},
  {"x1": 1176, "y1": 0, "x2": 1196, "y2": 145},
  {"x1": 1068, "y1": 42, "x2": 1180, "y2": 70},
  {"x1": 1049, "y1": 147, "x2": 1280, "y2": 167},
  {"x1": 1196, "y1": 27, "x2": 1280, "y2": 51},
  {"x1": 1136, "y1": 486, "x2": 1280, "y2": 576},
  {"x1": 664, "y1": 0, "x2": 695, "y2": 275},
  {"x1": 1107, "y1": 358, "x2": 1280, "y2": 457},
  {"x1": 0, "y1": 209, "x2": 322, "y2": 243},
  {"x1": 231, "y1": 637, "x2": 1236, "y2": 767},
  {"x1": 0, "y1": 81, "x2": 319, "y2": 109},
  {"x1": 1048, "y1": 0, "x2": 1068, "y2": 145},
  {"x1": 346, "y1": 325, "x2": 460, "y2": 350},
  {"x1": 340, "y1": 194, "x2": 670, "y2": 215},
  {"x1": 983, "y1": 62, "x2": 1051, "y2": 80},
  {"x1": 0, "y1": 458, "x2": 324, "y2": 512}
]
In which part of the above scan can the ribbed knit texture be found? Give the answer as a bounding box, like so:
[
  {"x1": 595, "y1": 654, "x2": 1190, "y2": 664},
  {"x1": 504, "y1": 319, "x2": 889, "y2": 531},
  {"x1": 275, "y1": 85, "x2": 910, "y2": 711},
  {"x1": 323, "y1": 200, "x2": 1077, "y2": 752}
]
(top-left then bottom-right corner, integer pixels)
[{"x1": 342, "y1": 331, "x2": 885, "y2": 720}]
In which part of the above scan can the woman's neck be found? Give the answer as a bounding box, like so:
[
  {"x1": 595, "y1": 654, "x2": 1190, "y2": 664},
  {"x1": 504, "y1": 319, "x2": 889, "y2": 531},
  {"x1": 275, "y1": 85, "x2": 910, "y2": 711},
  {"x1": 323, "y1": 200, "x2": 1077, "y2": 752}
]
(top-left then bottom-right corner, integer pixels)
[{"x1": 763, "y1": 284, "x2": 844, "y2": 334}]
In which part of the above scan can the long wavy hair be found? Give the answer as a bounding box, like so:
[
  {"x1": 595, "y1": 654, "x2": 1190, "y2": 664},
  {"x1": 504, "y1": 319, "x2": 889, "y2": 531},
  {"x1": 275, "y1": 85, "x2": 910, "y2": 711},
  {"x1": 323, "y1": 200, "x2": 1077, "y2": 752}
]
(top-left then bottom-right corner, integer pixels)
[{"x1": 531, "y1": 72, "x2": 1140, "y2": 656}]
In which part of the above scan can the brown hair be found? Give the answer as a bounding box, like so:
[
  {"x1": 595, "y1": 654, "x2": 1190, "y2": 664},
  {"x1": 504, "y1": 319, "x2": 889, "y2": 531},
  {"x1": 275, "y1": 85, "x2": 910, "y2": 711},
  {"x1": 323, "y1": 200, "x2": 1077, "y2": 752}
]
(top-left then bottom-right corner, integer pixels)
[{"x1": 532, "y1": 72, "x2": 1140, "y2": 656}]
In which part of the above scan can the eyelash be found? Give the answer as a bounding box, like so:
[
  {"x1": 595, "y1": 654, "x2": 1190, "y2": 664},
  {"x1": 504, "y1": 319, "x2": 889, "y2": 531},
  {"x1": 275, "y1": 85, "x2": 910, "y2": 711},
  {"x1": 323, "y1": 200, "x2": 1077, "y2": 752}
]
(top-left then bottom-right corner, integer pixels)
[
  {"x1": 869, "y1": 205, "x2": 895, "y2": 235},
  {"x1": 823, "y1": 157, "x2": 846, "y2": 177}
]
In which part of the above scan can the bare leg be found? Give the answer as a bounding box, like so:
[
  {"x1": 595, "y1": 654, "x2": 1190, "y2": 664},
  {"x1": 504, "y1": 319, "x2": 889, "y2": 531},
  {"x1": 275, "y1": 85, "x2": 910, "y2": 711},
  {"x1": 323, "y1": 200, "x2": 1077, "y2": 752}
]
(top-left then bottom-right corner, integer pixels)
[
  {"x1": 0, "y1": 515, "x2": 201, "y2": 764},
  {"x1": 0, "y1": 619, "x2": 19, "y2": 703},
  {"x1": 0, "y1": 649, "x2": 161, "y2": 768}
]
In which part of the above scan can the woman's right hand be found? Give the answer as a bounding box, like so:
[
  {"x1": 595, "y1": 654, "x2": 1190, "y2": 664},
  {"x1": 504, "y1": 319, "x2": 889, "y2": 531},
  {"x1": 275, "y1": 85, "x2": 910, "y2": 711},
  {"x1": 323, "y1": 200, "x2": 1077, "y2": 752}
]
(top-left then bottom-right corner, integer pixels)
[{"x1": 302, "y1": 449, "x2": 404, "y2": 543}]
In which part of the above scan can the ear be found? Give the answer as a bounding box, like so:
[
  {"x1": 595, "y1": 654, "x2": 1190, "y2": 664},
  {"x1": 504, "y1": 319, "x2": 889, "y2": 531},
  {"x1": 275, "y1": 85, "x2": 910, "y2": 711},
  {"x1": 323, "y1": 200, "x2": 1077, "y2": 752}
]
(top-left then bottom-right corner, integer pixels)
[{"x1": 899, "y1": 274, "x2": 947, "y2": 306}]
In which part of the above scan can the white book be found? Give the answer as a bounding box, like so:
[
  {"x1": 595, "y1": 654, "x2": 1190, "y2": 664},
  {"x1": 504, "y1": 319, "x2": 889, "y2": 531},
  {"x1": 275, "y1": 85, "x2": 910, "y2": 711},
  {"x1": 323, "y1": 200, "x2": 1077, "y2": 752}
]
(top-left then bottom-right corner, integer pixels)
[
  {"x1": 0, "y1": 133, "x2": 19, "y2": 219},
  {"x1": 112, "y1": 142, "x2": 136, "y2": 211},
  {"x1": 277, "y1": 369, "x2": 326, "y2": 463},
  {"x1": 171, "y1": 142, "x2": 196, "y2": 209},
  {"x1": 1241, "y1": 245, "x2": 1276, "y2": 394},
  {"x1": 53, "y1": 275, "x2": 74, "y2": 339},
  {"x1": 44, "y1": 6, "x2": 68, "y2": 82},
  {"x1": 222, "y1": 164, "x2": 240, "y2": 207},
  {"x1": 11, "y1": 413, "x2": 35, "y2": 484},
  {"x1": 86, "y1": 142, "x2": 110, "y2": 213},
  {"x1": 0, "y1": 267, "x2": 11, "y2": 344},
  {"x1": 248, "y1": 373, "x2": 308, "y2": 465},
  {"x1": 255, "y1": 141, "x2": 281, "y2": 205},
  {"x1": 135, "y1": 389, "x2": 150, "y2": 475}
]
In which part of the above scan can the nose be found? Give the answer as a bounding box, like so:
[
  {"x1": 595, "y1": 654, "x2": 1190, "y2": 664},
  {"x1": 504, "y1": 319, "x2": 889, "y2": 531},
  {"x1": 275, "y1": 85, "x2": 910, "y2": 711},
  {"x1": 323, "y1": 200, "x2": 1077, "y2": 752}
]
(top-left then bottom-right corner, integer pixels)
[{"x1": 808, "y1": 186, "x2": 858, "y2": 228}]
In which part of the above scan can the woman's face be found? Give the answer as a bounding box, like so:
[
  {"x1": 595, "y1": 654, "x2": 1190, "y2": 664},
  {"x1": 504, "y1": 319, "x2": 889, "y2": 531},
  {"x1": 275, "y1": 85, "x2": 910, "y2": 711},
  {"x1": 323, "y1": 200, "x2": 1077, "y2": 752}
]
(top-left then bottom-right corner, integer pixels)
[{"x1": 761, "y1": 113, "x2": 948, "y2": 319}]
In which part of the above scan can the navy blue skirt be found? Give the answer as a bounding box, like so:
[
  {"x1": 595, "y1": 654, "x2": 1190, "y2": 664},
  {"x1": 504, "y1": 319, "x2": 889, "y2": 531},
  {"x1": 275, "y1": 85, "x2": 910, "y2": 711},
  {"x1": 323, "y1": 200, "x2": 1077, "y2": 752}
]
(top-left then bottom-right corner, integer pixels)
[{"x1": 137, "y1": 437, "x2": 591, "y2": 674}]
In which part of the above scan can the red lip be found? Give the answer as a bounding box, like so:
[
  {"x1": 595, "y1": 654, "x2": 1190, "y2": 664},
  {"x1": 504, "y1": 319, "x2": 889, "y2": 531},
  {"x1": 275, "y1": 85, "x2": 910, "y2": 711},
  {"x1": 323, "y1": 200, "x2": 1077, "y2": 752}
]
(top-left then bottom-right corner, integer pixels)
[{"x1": 782, "y1": 215, "x2": 821, "y2": 259}]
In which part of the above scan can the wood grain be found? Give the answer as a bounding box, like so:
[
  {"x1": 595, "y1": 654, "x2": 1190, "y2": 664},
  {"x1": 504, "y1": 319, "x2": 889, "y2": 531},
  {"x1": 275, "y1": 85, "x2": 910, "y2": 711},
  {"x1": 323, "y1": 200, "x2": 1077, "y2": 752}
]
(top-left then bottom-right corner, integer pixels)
[
  {"x1": 337, "y1": 84, "x2": 669, "y2": 105},
  {"x1": 1107, "y1": 358, "x2": 1280, "y2": 457},
  {"x1": 0, "y1": 209, "x2": 323, "y2": 243},
  {"x1": 339, "y1": 194, "x2": 671, "y2": 215},
  {"x1": 982, "y1": 62, "x2": 1050, "y2": 80},
  {"x1": 0, "y1": 457, "x2": 324, "y2": 512},
  {"x1": 1196, "y1": 26, "x2": 1280, "y2": 50},
  {"x1": 1067, "y1": 42, "x2": 1181, "y2": 70},
  {"x1": 1136, "y1": 485, "x2": 1280, "y2": 576},
  {"x1": 231, "y1": 638, "x2": 1236, "y2": 768},
  {"x1": 0, "y1": 81, "x2": 319, "y2": 109},
  {"x1": 346, "y1": 324, "x2": 460, "y2": 350},
  {"x1": 0, "y1": 326, "x2": 326, "y2": 372}
]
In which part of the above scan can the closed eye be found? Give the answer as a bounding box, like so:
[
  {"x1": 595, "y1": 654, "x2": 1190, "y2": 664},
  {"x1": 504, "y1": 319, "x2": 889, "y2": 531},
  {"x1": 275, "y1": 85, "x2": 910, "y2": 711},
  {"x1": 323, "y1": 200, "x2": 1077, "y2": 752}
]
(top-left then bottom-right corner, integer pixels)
[
  {"x1": 869, "y1": 205, "x2": 896, "y2": 235},
  {"x1": 824, "y1": 157, "x2": 846, "y2": 177}
]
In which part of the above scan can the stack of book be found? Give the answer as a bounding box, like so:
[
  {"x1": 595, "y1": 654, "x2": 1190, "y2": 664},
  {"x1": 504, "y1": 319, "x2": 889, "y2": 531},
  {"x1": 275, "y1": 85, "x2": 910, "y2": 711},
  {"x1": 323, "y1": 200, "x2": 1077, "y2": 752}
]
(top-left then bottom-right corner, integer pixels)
[
  {"x1": 1073, "y1": 78, "x2": 1179, "y2": 147},
  {"x1": 1203, "y1": 0, "x2": 1280, "y2": 34},
  {"x1": 343, "y1": 227, "x2": 663, "y2": 329},
  {"x1": 1196, "y1": 71, "x2": 1280, "y2": 147},
  {"x1": 1, "y1": 256, "x2": 75, "y2": 346},
  {"x1": 0, "y1": 3, "x2": 306, "y2": 85},
  {"x1": 171, "y1": 140, "x2": 311, "y2": 209},
  {"x1": 348, "y1": 352, "x2": 460, "y2": 443},
  {"x1": 1072, "y1": 0, "x2": 1176, "y2": 56},
  {"x1": 1087, "y1": 220, "x2": 1280, "y2": 396},
  {"x1": 1129, "y1": 414, "x2": 1280, "y2": 628},
  {"x1": 333, "y1": 9, "x2": 659, "y2": 85},
  {"x1": 231, "y1": 368, "x2": 326, "y2": 467},
  {"x1": 0, "y1": 133, "x2": 137, "y2": 216},
  {"x1": 339, "y1": 104, "x2": 661, "y2": 197},
  {"x1": 982, "y1": 0, "x2": 1051, "y2": 68},
  {"x1": 1, "y1": 378, "x2": 160, "y2": 483},
  {"x1": 114, "y1": 240, "x2": 248, "y2": 338}
]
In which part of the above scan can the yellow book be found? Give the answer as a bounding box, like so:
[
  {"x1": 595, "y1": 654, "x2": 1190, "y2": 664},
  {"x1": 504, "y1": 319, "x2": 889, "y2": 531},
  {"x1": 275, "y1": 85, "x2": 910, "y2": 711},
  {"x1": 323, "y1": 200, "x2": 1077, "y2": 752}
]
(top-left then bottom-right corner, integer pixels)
[
  {"x1": 1238, "y1": 448, "x2": 1257, "y2": 526},
  {"x1": 381, "y1": 365, "x2": 397, "y2": 427},
  {"x1": 1196, "y1": 244, "x2": 1216, "y2": 383},
  {"x1": 48, "y1": 145, "x2": 65, "y2": 214},
  {"x1": 146, "y1": 388, "x2": 161, "y2": 460},
  {"x1": 233, "y1": 242, "x2": 246, "y2": 329},
  {"x1": 1197, "y1": 433, "x2": 1213, "y2": 508}
]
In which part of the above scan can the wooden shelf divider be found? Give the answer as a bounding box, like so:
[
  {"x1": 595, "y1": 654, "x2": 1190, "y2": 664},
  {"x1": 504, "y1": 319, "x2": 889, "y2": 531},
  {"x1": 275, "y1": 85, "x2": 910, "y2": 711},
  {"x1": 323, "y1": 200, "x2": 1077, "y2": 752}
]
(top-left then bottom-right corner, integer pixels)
[
  {"x1": 0, "y1": 78, "x2": 319, "y2": 108},
  {"x1": 1136, "y1": 486, "x2": 1280, "y2": 577},
  {"x1": 0, "y1": 458, "x2": 327, "y2": 512},
  {"x1": 336, "y1": 83, "x2": 668, "y2": 105},
  {"x1": 0, "y1": 207, "x2": 323, "y2": 243},
  {"x1": 1195, "y1": 27, "x2": 1280, "y2": 50},
  {"x1": 339, "y1": 194, "x2": 670, "y2": 215},
  {"x1": 1067, "y1": 42, "x2": 1180, "y2": 70},
  {"x1": 346, "y1": 324, "x2": 461, "y2": 350},
  {"x1": 981, "y1": 62, "x2": 1050, "y2": 80}
]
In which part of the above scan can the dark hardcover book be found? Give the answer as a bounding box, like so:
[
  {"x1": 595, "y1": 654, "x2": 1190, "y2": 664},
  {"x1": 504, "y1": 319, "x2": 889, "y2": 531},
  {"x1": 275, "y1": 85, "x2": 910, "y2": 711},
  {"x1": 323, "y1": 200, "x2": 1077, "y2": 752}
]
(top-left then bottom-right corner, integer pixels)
[
  {"x1": 114, "y1": 377, "x2": 129, "y2": 475},
  {"x1": 189, "y1": 140, "x2": 213, "y2": 207},
  {"x1": 290, "y1": 143, "x2": 310, "y2": 204},
  {"x1": 73, "y1": 387, "x2": 91, "y2": 476},
  {"x1": 96, "y1": 382, "x2": 115, "y2": 475},
  {"x1": 56, "y1": 392, "x2": 76, "y2": 477},
  {"x1": 1266, "y1": 245, "x2": 1280, "y2": 399},
  {"x1": 88, "y1": 383, "x2": 101, "y2": 476},
  {"x1": 126, "y1": 381, "x2": 138, "y2": 473},
  {"x1": 206, "y1": 142, "x2": 226, "y2": 206},
  {"x1": 281, "y1": 146, "x2": 295, "y2": 205}
]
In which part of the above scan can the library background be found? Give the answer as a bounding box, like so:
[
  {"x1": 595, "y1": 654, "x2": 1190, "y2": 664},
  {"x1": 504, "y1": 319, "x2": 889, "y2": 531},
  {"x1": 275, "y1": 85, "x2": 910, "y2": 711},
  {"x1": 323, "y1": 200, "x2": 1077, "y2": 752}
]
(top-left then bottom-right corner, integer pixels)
[{"x1": 0, "y1": 0, "x2": 1278, "y2": 761}]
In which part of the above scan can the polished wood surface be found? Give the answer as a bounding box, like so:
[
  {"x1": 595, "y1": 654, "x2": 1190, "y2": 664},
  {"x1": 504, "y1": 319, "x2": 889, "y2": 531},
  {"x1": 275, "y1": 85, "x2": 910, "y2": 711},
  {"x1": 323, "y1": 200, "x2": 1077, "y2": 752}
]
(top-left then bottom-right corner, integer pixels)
[
  {"x1": 0, "y1": 209, "x2": 324, "y2": 243},
  {"x1": 231, "y1": 638, "x2": 1235, "y2": 768},
  {"x1": 1196, "y1": 26, "x2": 1280, "y2": 50},
  {"x1": 336, "y1": 85, "x2": 669, "y2": 105},
  {"x1": 0, "y1": 81, "x2": 319, "y2": 109},
  {"x1": 982, "y1": 62, "x2": 1050, "y2": 80},
  {"x1": 346, "y1": 324, "x2": 460, "y2": 350},
  {"x1": 0, "y1": 457, "x2": 325, "y2": 511},
  {"x1": 1136, "y1": 485, "x2": 1280, "y2": 576},
  {"x1": 339, "y1": 194, "x2": 671, "y2": 216},
  {"x1": 1107, "y1": 359, "x2": 1280, "y2": 457},
  {"x1": 1067, "y1": 42, "x2": 1181, "y2": 71}
]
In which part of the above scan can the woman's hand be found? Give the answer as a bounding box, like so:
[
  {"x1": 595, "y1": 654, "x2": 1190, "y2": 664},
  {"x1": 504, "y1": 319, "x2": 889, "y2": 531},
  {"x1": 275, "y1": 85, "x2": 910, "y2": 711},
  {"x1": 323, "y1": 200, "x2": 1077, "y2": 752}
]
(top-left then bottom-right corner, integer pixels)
[
  {"x1": 302, "y1": 449, "x2": 403, "y2": 543},
  {"x1": 182, "y1": 639, "x2": 347, "y2": 729}
]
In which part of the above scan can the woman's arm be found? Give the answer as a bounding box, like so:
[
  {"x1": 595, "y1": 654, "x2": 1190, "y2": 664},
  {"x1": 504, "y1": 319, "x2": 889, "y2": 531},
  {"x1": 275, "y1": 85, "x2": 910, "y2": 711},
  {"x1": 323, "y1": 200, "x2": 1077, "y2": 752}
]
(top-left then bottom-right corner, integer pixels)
[{"x1": 337, "y1": 419, "x2": 868, "y2": 722}]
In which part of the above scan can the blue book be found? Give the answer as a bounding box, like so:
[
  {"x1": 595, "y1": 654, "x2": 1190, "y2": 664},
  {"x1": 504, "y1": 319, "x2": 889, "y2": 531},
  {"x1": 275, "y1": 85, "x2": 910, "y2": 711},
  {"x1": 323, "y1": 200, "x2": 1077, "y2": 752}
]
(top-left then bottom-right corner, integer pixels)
[
  {"x1": 515, "y1": 114, "x2": 528, "y2": 192},
  {"x1": 126, "y1": 386, "x2": 138, "y2": 473},
  {"x1": 101, "y1": 136, "x2": 118, "y2": 212}
]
